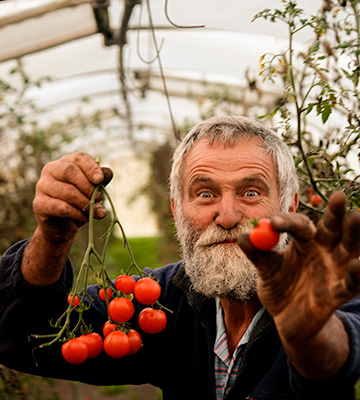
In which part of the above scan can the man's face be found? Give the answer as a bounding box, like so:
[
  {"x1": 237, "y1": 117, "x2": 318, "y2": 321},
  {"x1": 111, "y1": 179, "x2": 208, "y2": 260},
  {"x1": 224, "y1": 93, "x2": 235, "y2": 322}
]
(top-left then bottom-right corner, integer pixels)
[{"x1": 173, "y1": 137, "x2": 285, "y2": 302}]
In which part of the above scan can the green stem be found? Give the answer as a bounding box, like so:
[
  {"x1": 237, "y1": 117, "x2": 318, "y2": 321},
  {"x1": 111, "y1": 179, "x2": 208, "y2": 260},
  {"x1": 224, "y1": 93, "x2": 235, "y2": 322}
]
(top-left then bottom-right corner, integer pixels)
[{"x1": 101, "y1": 185, "x2": 143, "y2": 276}]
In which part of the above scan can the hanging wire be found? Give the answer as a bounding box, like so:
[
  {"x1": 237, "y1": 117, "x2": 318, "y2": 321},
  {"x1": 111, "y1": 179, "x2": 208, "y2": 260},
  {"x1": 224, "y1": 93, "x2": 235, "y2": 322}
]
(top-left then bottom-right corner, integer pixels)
[
  {"x1": 145, "y1": 0, "x2": 180, "y2": 141},
  {"x1": 164, "y1": 0, "x2": 205, "y2": 29},
  {"x1": 136, "y1": 2, "x2": 165, "y2": 65}
]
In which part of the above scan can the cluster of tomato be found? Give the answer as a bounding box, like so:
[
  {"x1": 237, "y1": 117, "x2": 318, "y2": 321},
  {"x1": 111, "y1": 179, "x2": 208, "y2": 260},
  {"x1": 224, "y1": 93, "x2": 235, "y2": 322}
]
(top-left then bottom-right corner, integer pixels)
[{"x1": 63, "y1": 275, "x2": 166, "y2": 364}]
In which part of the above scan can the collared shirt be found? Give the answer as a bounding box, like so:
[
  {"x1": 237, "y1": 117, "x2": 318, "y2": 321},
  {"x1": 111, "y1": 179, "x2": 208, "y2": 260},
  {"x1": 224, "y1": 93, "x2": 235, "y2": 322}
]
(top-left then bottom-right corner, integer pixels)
[{"x1": 214, "y1": 298, "x2": 265, "y2": 399}]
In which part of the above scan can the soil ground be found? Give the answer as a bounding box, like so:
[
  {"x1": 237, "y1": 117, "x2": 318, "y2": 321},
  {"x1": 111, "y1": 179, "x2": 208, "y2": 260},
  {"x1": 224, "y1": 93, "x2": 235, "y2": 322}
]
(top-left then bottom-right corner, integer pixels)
[{"x1": 54, "y1": 381, "x2": 160, "y2": 400}]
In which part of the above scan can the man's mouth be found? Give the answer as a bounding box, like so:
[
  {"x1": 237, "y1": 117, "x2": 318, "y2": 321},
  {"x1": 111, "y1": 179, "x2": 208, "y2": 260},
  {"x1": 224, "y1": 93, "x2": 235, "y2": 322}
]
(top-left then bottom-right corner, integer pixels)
[{"x1": 210, "y1": 238, "x2": 238, "y2": 246}]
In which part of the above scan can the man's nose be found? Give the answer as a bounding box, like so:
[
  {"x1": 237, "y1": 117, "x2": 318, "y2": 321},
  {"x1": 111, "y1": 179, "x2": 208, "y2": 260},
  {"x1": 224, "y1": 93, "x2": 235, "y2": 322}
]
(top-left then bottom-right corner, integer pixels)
[{"x1": 213, "y1": 195, "x2": 241, "y2": 230}]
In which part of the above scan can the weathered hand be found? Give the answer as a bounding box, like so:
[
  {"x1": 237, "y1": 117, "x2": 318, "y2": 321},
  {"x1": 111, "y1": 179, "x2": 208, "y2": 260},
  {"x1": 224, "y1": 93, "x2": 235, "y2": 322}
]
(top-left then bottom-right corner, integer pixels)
[
  {"x1": 238, "y1": 191, "x2": 360, "y2": 343},
  {"x1": 33, "y1": 152, "x2": 113, "y2": 244}
]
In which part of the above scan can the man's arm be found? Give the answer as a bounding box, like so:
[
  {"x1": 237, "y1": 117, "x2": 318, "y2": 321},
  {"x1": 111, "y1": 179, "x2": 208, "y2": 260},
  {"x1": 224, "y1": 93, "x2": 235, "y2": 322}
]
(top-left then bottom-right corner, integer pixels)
[
  {"x1": 21, "y1": 152, "x2": 112, "y2": 285},
  {"x1": 238, "y1": 192, "x2": 360, "y2": 381}
]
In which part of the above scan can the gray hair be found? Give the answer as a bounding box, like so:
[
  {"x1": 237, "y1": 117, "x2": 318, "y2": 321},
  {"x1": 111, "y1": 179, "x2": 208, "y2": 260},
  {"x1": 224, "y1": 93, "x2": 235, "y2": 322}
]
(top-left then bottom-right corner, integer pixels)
[{"x1": 170, "y1": 115, "x2": 299, "y2": 213}]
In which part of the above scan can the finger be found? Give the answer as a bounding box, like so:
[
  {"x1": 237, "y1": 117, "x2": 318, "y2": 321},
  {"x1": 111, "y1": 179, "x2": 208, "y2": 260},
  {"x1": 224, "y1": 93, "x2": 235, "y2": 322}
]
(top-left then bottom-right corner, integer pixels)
[
  {"x1": 237, "y1": 233, "x2": 283, "y2": 278},
  {"x1": 93, "y1": 202, "x2": 107, "y2": 219},
  {"x1": 271, "y1": 213, "x2": 316, "y2": 242},
  {"x1": 315, "y1": 191, "x2": 346, "y2": 249},
  {"x1": 332, "y1": 211, "x2": 360, "y2": 264},
  {"x1": 36, "y1": 179, "x2": 91, "y2": 213},
  {"x1": 342, "y1": 211, "x2": 360, "y2": 256},
  {"x1": 332, "y1": 258, "x2": 360, "y2": 305},
  {"x1": 101, "y1": 167, "x2": 113, "y2": 187},
  {"x1": 44, "y1": 160, "x2": 96, "y2": 200},
  {"x1": 66, "y1": 152, "x2": 105, "y2": 185},
  {"x1": 54, "y1": 152, "x2": 104, "y2": 183},
  {"x1": 34, "y1": 196, "x2": 89, "y2": 226}
]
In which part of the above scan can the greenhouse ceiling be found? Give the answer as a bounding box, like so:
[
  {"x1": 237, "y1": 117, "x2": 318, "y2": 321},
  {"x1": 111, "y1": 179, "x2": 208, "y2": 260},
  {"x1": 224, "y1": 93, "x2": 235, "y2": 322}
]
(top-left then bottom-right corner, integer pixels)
[{"x1": 0, "y1": 0, "x2": 321, "y2": 158}]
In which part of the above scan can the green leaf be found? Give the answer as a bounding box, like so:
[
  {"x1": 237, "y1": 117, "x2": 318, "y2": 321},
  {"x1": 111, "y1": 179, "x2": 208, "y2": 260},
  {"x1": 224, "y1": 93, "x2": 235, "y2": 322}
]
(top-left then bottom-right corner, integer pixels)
[
  {"x1": 306, "y1": 103, "x2": 315, "y2": 115},
  {"x1": 309, "y1": 40, "x2": 320, "y2": 54},
  {"x1": 321, "y1": 103, "x2": 332, "y2": 123}
]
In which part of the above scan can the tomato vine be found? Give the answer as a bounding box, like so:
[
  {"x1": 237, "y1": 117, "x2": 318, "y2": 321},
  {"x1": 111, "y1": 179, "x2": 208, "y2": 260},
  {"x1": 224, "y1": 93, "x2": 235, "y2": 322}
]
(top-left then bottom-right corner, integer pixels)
[{"x1": 31, "y1": 173, "x2": 172, "y2": 364}]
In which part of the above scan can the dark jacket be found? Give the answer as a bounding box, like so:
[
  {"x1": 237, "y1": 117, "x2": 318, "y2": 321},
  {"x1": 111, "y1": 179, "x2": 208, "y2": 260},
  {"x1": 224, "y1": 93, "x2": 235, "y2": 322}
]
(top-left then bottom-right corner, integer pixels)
[{"x1": 0, "y1": 240, "x2": 360, "y2": 399}]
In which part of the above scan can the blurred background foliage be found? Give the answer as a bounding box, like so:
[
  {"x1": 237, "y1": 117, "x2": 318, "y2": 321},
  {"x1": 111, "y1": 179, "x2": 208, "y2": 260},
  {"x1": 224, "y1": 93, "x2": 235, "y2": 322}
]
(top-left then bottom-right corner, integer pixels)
[{"x1": 0, "y1": 0, "x2": 359, "y2": 399}]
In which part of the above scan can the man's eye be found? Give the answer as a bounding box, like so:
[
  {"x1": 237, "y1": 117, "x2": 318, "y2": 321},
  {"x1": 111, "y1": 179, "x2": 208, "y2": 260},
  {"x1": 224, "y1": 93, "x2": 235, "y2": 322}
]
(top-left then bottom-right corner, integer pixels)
[
  {"x1": 244, "y1": 190, "x2": 258, "y2": 198},
  {"x1": 199, "y1": 191, "x2": 213, "y2": 198}
]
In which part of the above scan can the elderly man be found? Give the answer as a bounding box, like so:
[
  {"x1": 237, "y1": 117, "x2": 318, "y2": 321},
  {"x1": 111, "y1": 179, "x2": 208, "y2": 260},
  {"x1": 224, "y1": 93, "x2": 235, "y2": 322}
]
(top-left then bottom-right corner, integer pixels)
[{"x1": 0, "y1": 116, "x2": 359, "y2": 400}]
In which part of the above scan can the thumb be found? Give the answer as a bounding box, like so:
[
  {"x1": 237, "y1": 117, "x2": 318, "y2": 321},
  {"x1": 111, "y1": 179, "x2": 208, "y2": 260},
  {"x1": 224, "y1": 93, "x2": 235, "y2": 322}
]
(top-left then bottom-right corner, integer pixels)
[
  {"x1": 101, "y1": 167, "x2": 113, "y2": 187},
  {"x1": 237, "y1": 233, "x2": 283, "y2": 278}
]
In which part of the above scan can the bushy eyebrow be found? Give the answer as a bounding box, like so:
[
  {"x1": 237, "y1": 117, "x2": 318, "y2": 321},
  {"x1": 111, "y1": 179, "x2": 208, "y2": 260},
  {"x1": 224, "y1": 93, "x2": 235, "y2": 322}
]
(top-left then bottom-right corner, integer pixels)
[
  {"x1": 238, "y1": 175, "x2": 270, "y2": 194},
  {"x1": 188, "y1": 176, "x2": 214, "y2": 192},
  {"x1": 188, "y1": 174, "x2": 271, "y2": 194}
]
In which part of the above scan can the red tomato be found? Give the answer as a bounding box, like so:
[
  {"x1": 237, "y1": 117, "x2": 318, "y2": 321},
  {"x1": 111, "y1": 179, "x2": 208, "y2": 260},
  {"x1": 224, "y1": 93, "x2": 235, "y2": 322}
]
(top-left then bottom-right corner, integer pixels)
[
  {"x1": 103, "y1": 331, "x2": 130, "y2": 358},
  {"x1": 138, "y1": 308, "x2": 167, "y2": 334},
  {"x1": 108, "y1": 298, "x2": 134, "y2": 322},
  {"x1": 127, "y1": 329, "x2": 142, "y2": 355},
  {"x1": 306, "y1": 187, "x2": 314, "y2": 197},
  {"x1": 67, "y1": 294, "x2": 80, "y2": 307},
  {"x1": 103, "y1": 321, "x2": 119, "y2": 337},
  {"x1": 79, "y1": 333, "x2": 103, "y2": 358},
  {"x1": 62, "y1": 338, "x2": 88, "y2": 364},
  {"x1": 99, "y1": 287, "x2": 113, "y2": 301},
  {"x1": 115, "y1": 275, "x2": 136, "y2": 294},
  {"x1": 134, "y1": 277, "x2": 161, "y2": 305},
  {"x1": 310, "y1": 193, "x2": 322, "y2": 206},
  {"x1": 249, "y1": 218, "x2": 280, "y2": 251}
]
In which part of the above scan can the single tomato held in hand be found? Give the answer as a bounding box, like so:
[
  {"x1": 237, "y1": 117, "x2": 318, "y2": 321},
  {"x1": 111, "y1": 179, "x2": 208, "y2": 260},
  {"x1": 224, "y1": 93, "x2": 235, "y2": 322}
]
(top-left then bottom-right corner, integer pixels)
[{"x1": 249, "y1": 218, "x2": 280, "y2": 251}]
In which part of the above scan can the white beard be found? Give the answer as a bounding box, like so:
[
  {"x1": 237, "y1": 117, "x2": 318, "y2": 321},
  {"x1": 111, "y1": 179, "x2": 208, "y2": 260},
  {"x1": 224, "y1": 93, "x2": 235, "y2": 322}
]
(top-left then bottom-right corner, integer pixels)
[{"x1": 175, "y1": 214, "x2": 287, "y2": 302}]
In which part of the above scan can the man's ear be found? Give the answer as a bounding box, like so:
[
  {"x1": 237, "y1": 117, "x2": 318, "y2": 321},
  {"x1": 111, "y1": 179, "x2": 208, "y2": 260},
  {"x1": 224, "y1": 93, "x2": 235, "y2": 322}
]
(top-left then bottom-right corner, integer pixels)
[
  {"x1": 288, "y1": 193, "x2": 299, "y2": 213},
  {"x1": 171, "y1": 198, "x2": 177, "y2": 221}
]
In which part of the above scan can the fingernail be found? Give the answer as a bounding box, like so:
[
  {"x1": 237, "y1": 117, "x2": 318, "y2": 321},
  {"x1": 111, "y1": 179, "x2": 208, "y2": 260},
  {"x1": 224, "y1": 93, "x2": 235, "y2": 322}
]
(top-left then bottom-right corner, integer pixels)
[
  {"x1": 93, "y1": 172, "x2": 103, "y2": 183},
  {"x1": 272, "y1": 215, "x2": 284, "y2": 227}
]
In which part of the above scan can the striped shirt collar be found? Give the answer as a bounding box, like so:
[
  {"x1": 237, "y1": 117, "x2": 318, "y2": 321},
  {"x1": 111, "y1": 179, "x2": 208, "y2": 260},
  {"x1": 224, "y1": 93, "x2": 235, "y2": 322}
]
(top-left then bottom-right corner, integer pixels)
[{"x1": 215, "y1": 297, "x2": 265, "y2": 356}]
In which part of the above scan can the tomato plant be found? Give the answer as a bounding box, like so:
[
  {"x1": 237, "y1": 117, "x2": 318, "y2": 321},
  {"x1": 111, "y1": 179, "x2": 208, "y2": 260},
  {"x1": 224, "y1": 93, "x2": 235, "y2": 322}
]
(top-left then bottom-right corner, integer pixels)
[
  {"x1": 79, "y1": 333, "x2": 103, "y2": 358},
  {"x1": 62, "y1": 338, "x2": 88, "y2": 364},
  {"x1": 67, "y1": 294, "x2": 80, "y2": 307},
  {"x1": 99, "y1": 287, "x2": 113, "y2": 301},
  {"x1": 115, "y1": 275, "x2": 136, "y2": 294},
  {"x1": 108, "y1": 297, "x2": 134, "y2": 322},
  {"x1": 103, "y1": 331, "x2": 130, "y2": 358},
  {"x1": 138, "y1": 308, "x2": 167, "y2": 334},
  {"x1": 249, "y1": 218, "x2": 280, "y2": 251},
  {"x1": 103, "y1": 321, "x2": 119, "y2": 337},
  {"x1": 134, "y1": 277, "x2": 161, "y2": 305}
]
